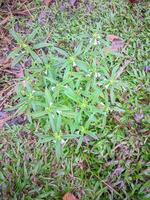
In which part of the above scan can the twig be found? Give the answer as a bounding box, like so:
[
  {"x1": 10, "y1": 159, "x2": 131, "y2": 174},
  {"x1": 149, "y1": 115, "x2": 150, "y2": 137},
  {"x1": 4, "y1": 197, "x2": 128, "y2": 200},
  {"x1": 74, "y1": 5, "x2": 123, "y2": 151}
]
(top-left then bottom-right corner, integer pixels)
[
  {"x1": 0, "y1": 6, "x2": 45, "y2": 16},
  {"x1": 102, "y1": 180, "x2": 123, "y2": 198},
  {"x1": 112, "y1": 141, "x2": 127, "y2": 151},
  {"x1": 24, "y1": 4, "x2": 35, "y2": 20},
  {"x1": 116, "y1": 59, "x2": 132, "y2": 79},
  {"x1": 0, "y1": 84, "x2": 14, "y2": 96},
  {"x1": 0, "y1": 88, "x2": 15, "y2": 108},
  {"x1": 0, "y1": 69, "x2": 16, "y2": 75},
  {"x1": 0, "y1": 109, "x2": 21, "y2": 129},
  {"x1": 0, "y1": 16, "x2": 11, "y2": 26}
]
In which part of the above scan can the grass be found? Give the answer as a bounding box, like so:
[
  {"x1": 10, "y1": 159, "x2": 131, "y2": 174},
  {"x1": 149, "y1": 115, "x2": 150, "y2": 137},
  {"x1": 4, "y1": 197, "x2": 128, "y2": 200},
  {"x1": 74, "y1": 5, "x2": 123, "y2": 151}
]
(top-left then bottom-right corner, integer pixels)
[{"x1": 0, "y1": 0, "x2": 150, "y2": 199}]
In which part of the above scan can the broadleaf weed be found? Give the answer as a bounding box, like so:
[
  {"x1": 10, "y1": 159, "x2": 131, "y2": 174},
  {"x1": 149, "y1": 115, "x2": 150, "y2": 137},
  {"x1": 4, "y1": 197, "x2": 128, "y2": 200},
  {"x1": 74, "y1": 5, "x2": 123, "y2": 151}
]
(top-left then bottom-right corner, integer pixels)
[{"x1": 11, "y1": 29, "x2": 129, "y2": 159}]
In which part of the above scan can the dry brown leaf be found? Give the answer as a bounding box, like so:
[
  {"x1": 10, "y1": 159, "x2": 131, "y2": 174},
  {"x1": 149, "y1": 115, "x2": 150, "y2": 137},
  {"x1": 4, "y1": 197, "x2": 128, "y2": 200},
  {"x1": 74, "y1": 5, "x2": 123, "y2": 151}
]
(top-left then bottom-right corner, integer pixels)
[
  {"x1": 111, "y1": 39, "x2": 124, "y2": 52},
  {"x1": 63, "y1": 192, "x2": 78, "y2": 200},
  {"x1": 107, "y1": 35, "x2": 124, "y2": 52},
  {"x1": 43, "y1": 0, "x2": 52, "y2": 6},
  {"x1": 0, "y1": 112, "x2": 9, "y2": 129},
  {"x1": 129, "y1": 0, "x2": 141, "y2": 3},
  {"x1": 74, "y1": 66, "x2": 80, "y2": 72},
  {"x1": 14, "y1": 67, "x2": 24, "y2": 78},
  {"x1": 4, "y1": 67, "x2": 24, "y2": 78},
  {"x1": 107, "y1": 35, "x2": 121, "y2": 42},
  {"x1": 96, "y1": 103, "x2": 105, "y2": 109},
  {"x1": 70, "y1": 0, "x2": 78, "y2": 6},
  {"x1": 112, "y1": 113, "x2": 121, "y2": 124}
]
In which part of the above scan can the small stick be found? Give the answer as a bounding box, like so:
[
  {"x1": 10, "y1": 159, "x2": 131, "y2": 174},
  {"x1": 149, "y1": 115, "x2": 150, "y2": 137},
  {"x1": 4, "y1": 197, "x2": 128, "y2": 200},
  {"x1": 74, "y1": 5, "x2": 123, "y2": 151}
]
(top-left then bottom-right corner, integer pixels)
[
  {"x1": 102, "y1": 180, "x2": 123, "y2": 198},
  {"x1": 0, "y1": 16, "x2": 10, "y2": 26},
  {"x1": 0, "y1": 88, "x2": 15, "y2": 108},
  {"x1": 116, "y1": 59, "x2": 132, "y2": 79},
  {"x1": 0, "y1": 6, "x2": 45, "y2": 16},
  {"x1": 24, "y1": 4, "x2": 35, "y2": 20}
]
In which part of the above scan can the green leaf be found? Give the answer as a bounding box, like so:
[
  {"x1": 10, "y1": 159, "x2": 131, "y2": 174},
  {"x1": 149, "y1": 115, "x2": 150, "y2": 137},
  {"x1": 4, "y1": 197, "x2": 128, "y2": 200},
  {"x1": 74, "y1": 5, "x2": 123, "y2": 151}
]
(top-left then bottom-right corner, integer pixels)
[
  {"x1": 31, "y1": 111, "x2": 47, "y2": 118},
  {"x1": 87, "y1": 132, "x2": 98, "y2": 139},
  {"x1": 56, "y1": 115, "x2": 62, "y2": 132},
  {"x1": 5, "y1": 101, "x2": 26, "y2": 112},
  {"x1": 64, "y1": 86, "x2": 79, "y2": 103},
  {"x1": 111, "y1": 65, "x2": 119, "y2": 78},
  {"x1": 39, "y1": 135, "x2": 54, "y2": 143},
  {"x1": 33, "y1": 42, "x2": 51, "y2": 49},
  {"x1": 45, "y1": 76, "x2": 57, "y2": 84},
  {"x1": 10, "y1": 29, "x2": 22, "y2": 43},
  {"x1": 27, "y1": 29, "x2": 38, "y2": 41},
  {"x1": 75, "y1": 60, "x2": 89, "y2": 73},
  {"x1": 63, "y1": 134, "x2": 80, "y2": 139},
  {"x1": 16, "y1": 104, "x2": 28, "y2": 115},
  {"x1": 112, "y1": 106, "x2": 125, "y2": 113},
  {"x1": 11, "y1": 52, "x2": 26, "y2": 67},
  {"x1": 49, "y1": 115, "x2": 56, "y2": 132},
  {"x1": 110, "y1": 87, "x2": 115, "y2": 105},
  {"x1": 55, "y1": 140, "x2": 62, "y2": 160},
  {"x1": 61, "y1": 111, "x2": 76, "y2": 118},
  {"x1": 23, "y1": 163, "x2": 28, "y2": 180},
  {"x1": 0, "y1": 171, "x2": 5, "y2": 181},
  {"x1": 102, "y1": 114, "x2": 107, "y2": 129},
  {"x1": 139, "y1": 180, "x2": 150, "y2": 193},
  {"x1": 45, "y1": 88, "x2": 52, "y2": 103},
  {"x1": 54, "y1": 47, "x2": 68, "y2": 57},
  {"x1": 29, "y1": 50, "x2": 42, "y2": 63},
  {"x1": 76, "y1": 136, "x2": 83, "y2": 152},
  {"x1": 36, "y1": 192, "x2": 52, "y2": 199},
  {"x1": 8, "y1": 48, "x2": 21, "y2": 59},
  {"x1": 84, "y1": 43, "x2": 93, "y2": 54},
  {"x1": 144, "y1": 193, "x2": 150, "y2": 199},
  {"x1": 74, "y1": 42, "x2": 83, "y2": 56}
]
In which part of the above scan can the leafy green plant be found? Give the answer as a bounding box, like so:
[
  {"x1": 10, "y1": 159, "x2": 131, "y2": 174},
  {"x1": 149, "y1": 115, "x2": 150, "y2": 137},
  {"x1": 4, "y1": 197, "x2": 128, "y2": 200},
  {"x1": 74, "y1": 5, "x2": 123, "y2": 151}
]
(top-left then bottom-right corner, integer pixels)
[
  {"x1": 8, "y1": 28, "x2": 52, "y2": 66},
  {"x1": 10, "y1": 32, "x2": 129, "y2": 159}
]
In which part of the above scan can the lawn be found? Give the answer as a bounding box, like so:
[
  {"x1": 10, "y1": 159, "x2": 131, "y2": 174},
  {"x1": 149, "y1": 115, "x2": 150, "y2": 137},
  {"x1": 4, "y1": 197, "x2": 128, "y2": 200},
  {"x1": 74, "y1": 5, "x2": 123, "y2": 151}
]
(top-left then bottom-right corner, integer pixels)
[{"x1": 0, "y1": 0, "x2": 150, "y2": 199}]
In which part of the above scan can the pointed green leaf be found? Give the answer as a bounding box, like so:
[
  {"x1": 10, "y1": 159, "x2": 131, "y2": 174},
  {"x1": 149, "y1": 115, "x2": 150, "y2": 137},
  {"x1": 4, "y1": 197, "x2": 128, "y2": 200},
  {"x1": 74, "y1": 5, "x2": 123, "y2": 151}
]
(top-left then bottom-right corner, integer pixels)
[
  {"x1": 29, "y1": 50, "x2": 42, "y2": 63},
  {"x1": 31, "y1": 111, "x2": 47, "y2": 118},
  {"x1": 63, "y1": 134, "x2": 80, "y2": 139},
  {"x1": 33, "y1": 42, "x2": 51, "y2": 49},
  {"x1": 110, "y1": 87, "x2": 115, "y2": 105},
  {"x1": 11, "y1": 52, "x2": 25, "y2": 67},
  {"x1": 55, "y1": 140, "x2": 62, "y2": 160},
  {"x1": 56, "y1": 115, "x2": 62, "y2": 132},
  {"x1": 10, "y1": 29, "x2": 22, "y2": 43},
  {"x1": 76, "y1": 136, "x2": 83, "y2": 151},
  {"x1": 75, "y1": 60, "x2": 89, "y2": 73},
  {"x1": 54, "y1": 47, "x2": 68, "y2": 57},
  {"x1": 49, "y1": 115, "x2": 55, "y2": 132},
  {"x1": 74, "y1": 42, "x2": 83, "y2": 56},
  {"x1": 27, "y1": 29, "x2": 38, "y2": 41},
  {"x1": 64, "y1": 86, "x2": 79, "y2": 103},
  {"x1": 39, "y1": 135, "x2": 54, "y2": 143},
  {"x1": 8, "y1": 48, "x2": 21, "y2": 59},
  {"x1": 45, "y1": 88, "x2": 52, "y2": 103}
]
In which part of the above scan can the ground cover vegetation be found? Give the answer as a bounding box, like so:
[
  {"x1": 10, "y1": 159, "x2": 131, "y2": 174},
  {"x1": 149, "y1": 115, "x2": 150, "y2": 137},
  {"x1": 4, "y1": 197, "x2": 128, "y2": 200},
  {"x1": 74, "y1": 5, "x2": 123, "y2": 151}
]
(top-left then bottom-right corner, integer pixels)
[{"x1": 0, "y1": 0, "x2": 149, "y2": 199}]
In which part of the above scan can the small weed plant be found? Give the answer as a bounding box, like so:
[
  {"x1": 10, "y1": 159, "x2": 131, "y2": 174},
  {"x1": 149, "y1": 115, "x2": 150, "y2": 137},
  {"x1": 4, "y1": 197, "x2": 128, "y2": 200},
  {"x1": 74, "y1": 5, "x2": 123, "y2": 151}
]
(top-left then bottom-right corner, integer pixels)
[{"x1": 9, "y1": 29, "x2": 129, "y2": 159}]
